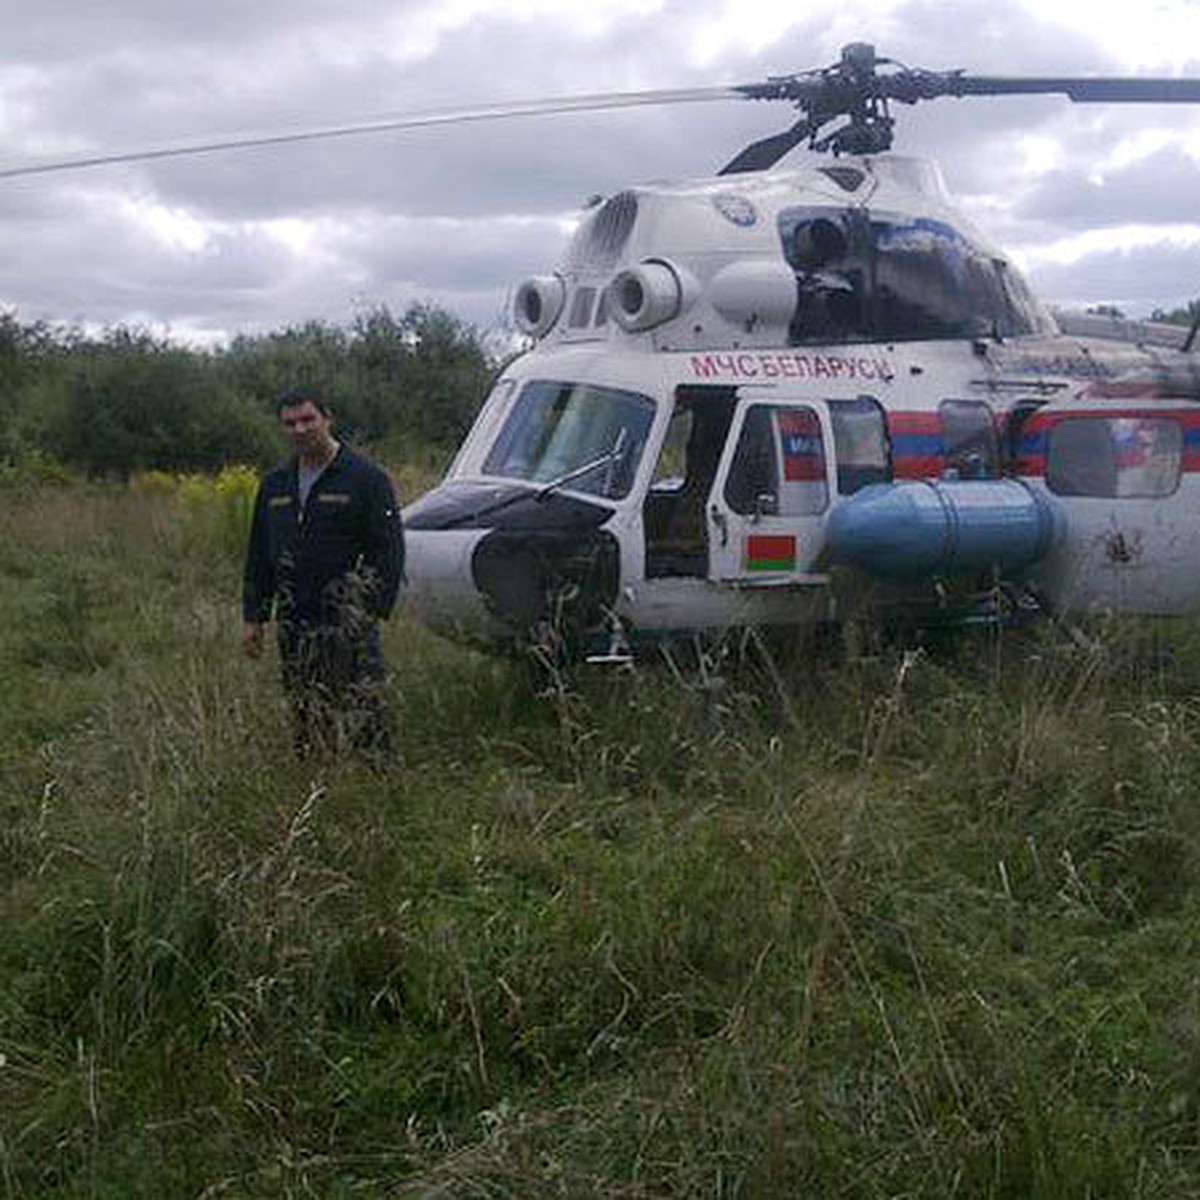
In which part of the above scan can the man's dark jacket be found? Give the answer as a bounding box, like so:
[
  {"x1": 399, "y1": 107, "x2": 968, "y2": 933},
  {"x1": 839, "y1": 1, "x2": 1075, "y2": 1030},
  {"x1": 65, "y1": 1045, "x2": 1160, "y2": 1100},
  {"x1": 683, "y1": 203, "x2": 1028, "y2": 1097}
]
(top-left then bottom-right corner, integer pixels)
[{"x1": 242, "y1": 446, "x2": 404, "y2": 627}]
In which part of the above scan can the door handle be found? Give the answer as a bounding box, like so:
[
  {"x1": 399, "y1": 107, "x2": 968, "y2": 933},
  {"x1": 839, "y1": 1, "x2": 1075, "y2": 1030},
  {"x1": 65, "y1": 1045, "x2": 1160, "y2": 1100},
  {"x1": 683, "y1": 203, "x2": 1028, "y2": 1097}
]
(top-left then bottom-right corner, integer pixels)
[{"x1": 710, "y1": 505, "x2": 728, "y2": 548}]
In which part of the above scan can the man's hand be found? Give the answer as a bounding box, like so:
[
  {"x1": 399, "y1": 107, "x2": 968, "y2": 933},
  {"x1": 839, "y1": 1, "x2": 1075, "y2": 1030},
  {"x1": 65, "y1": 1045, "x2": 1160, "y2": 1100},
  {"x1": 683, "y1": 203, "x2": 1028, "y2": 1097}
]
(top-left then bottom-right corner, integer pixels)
[{"x1": 242, "y1": 621, "x2": 267, "y2": 659}]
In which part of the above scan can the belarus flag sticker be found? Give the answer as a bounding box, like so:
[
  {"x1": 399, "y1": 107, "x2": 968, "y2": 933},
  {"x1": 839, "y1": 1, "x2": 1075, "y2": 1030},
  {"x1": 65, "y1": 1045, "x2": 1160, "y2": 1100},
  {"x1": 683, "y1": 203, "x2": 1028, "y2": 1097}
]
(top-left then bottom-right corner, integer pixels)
[{"x1": 745, "y1": 534, "x2": 797, "y2": 572}]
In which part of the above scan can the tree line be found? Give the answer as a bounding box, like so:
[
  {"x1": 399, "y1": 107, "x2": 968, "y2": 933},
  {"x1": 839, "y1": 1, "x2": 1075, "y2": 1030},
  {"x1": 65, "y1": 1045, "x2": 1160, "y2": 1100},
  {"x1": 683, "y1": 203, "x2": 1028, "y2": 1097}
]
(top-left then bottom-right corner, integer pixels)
[{"x1": 0, "y1": 303, "x2": 498, "y2": 477}]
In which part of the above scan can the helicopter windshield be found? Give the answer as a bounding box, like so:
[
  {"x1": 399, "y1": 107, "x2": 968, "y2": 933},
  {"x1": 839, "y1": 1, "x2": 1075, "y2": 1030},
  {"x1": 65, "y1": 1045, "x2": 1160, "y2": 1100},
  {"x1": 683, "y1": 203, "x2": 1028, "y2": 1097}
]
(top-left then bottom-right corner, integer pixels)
[
  {"x1": 780, "y1": 207, "x2": 1048, "y2": 344},
  {"x1": 482, "y1": 379, "x2": 655, "y2": 499}
]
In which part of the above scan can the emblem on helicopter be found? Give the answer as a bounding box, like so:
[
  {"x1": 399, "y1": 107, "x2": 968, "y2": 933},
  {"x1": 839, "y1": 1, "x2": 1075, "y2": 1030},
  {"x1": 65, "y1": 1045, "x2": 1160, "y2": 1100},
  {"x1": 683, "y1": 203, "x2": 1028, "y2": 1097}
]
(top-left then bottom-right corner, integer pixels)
[{"x1": 712, "y1": 192, "x2": 759, "y2": 227}]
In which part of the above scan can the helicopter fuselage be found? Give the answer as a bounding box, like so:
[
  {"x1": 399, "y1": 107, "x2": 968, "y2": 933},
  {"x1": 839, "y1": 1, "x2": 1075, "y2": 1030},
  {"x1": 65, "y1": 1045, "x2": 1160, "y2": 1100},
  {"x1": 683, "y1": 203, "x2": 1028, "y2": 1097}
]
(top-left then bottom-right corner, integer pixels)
[{"x1": 402, "y1": 156, "x2": 1200, "y2": 656}]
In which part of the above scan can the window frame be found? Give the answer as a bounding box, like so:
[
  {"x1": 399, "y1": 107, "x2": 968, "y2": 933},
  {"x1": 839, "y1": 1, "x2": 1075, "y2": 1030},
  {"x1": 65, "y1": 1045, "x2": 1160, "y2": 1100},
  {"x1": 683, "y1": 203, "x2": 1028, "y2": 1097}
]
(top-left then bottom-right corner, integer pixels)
[
  {"x1": 939, "y1": 398, "x2": 1000, "y2": 479},
  {"x1": 827, "y1": 395, "x2": 893, "y2": 495},
  {"x1": 724, "y1": 403, "x2": 830, "y2": 517},
  {"x1": 1045, "y1": 414, "x2": 1183, "y2": 499},
  {"x1": 481, "y1": 378, "x2": 656, "y2": 500}
]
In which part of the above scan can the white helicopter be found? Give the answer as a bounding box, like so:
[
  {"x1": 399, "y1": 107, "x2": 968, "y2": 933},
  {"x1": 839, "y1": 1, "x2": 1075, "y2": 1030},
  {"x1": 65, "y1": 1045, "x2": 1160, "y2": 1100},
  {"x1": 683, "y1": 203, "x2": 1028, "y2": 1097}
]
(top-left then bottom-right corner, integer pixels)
[{"x1": 397, "y1": 44, "x2": 1200, "y2": 660}]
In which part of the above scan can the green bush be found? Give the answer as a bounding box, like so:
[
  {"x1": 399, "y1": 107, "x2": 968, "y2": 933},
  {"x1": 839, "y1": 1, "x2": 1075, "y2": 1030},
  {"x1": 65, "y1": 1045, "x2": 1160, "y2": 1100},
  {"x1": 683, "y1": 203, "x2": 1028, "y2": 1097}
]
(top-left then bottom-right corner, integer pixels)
[
  {"x1": 45, "y1": 335, "x2": 277, "y2": 476},
  {"x1": 0, "y1": 303, "x2": 495, "y2": 481}
]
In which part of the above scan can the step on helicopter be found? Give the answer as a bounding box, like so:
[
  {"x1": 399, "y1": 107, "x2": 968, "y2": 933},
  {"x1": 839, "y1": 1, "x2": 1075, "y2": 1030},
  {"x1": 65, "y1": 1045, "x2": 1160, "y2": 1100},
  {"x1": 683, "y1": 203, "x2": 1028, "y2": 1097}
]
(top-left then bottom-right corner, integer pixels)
[{"x1": 10, "y1": 44, "x2": 1200, "y2": 661}]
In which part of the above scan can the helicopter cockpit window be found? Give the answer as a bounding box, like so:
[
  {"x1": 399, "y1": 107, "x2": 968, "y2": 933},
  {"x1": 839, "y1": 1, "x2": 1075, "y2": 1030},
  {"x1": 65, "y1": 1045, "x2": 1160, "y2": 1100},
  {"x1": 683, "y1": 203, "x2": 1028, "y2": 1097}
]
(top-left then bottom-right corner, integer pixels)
[
  {"x1": 1046, "y1": 416, "x2": 1182, "y2": 499},
  {"x1": 725, "y1": 406, "x2": 828, "y2": 516},
  {"x1": 940, "y1": 400, "x2": 999, "y2": 478},
  {"x1": 872, "y1": 217, "x2": 1048, "y2": 340},
  {"x1": 778, "y1": 207, "x2": 1047, "y2": 344},
  {"x1": 482, "y1": 379, "x2": 655, "y2": 500},
  {"x1": 828, "y1": 396, "x2": 891, "y2": 494}
]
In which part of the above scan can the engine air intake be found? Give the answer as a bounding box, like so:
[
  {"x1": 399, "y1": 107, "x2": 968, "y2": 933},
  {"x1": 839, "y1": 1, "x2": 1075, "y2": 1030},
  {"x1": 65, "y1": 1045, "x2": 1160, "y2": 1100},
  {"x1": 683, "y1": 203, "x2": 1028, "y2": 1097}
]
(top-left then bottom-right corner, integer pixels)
[
  {"x1": 514, "y1": 275, "x2": 566, "y2": 338},
  {"x1": 610, "y1": 259, "x2": 696, "y2": 333}
]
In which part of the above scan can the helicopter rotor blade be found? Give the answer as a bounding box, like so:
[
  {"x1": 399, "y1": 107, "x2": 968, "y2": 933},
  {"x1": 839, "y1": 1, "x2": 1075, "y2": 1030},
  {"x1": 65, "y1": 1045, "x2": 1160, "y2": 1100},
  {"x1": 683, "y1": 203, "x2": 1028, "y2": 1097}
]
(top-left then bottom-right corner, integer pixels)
[
  {"x1": 4, "y1": 46, "x2": 1200, "y2": 182},
  {"x1": 877, "y1": 71, "x2": 1200, "y2": 106},
  {"x1": 0, "y1": 84, "x2": 744, "y2": 181},
  {"x1": 718, "y1": 115, "x2": 817, "y2": 175}
]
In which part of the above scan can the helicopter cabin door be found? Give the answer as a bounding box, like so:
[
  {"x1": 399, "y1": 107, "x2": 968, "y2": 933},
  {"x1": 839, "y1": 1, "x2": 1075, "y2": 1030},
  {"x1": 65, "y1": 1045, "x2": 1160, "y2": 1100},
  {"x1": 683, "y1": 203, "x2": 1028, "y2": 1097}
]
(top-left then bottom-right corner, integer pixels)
[{"x1": 704, "y1": 394, "x2": 832, "y2": 584}]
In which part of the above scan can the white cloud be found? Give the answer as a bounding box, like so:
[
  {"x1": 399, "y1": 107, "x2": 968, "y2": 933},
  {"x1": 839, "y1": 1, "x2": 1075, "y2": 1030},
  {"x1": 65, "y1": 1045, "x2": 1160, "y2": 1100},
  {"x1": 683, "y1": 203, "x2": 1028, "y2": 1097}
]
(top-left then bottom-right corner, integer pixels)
[
  {"x1": 1026, "y1": 224, "x2": 1200, "y2": 267},
  {"x1": 119, "y1": 195, "x2": 212, "y2": 255},
  {"x1": 1015, "y1": 0, "x2": 1200, "y2": 70}
]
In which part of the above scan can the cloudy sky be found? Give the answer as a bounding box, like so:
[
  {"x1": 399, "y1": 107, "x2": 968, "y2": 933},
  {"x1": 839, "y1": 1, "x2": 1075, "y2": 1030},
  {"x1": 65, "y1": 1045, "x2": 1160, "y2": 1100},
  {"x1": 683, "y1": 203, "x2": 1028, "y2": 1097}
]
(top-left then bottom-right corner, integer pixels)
[{"x1": 0, "y1": 0, "x2": 1198, "y2": 345}]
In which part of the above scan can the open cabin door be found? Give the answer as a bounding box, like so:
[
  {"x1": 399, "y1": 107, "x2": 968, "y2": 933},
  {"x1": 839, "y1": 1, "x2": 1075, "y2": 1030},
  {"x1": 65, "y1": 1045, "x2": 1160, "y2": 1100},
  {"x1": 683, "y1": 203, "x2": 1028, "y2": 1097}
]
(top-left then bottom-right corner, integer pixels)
[{"x1": 705, "y1": 392, "x2": 834, "y2": 584}]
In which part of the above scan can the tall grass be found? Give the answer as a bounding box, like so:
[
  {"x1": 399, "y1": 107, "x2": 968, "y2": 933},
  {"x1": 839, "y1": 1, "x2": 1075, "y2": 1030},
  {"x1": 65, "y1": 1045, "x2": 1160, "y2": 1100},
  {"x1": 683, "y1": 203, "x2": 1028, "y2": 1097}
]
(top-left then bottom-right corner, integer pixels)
[{"x1": 3, "y1": 480, "x2": 1200, "y2": 1195}]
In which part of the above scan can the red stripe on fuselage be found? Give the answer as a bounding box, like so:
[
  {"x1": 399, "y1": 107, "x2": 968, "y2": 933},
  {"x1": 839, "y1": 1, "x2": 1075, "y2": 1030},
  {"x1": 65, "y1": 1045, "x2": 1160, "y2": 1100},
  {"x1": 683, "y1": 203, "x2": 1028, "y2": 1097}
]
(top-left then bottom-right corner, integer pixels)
[
  {"x1": 893, "y1": 455, "x2": 944, "y2": 479},
  {"x1": 1020, "y1": 408, "x2": 1200, "y2": 434}
]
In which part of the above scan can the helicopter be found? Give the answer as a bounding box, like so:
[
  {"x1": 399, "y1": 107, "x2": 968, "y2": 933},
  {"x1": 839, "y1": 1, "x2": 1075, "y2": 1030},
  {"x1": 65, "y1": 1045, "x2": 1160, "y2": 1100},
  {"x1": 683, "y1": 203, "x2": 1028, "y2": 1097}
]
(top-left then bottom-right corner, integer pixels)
[
  {"x1": 6, "y1": 44, "x2": 1200, "y2": 662},
  {"x1": 394, "y1": 43, "x2": 1200, "y2": 661}
]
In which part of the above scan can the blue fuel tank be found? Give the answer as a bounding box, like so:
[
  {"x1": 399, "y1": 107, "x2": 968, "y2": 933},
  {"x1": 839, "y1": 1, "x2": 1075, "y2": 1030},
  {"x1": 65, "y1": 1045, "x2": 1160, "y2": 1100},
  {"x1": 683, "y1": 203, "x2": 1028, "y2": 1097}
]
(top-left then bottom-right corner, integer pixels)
[{"x1": 824, "y1": 479, "x2": 1058, "y2": 578}]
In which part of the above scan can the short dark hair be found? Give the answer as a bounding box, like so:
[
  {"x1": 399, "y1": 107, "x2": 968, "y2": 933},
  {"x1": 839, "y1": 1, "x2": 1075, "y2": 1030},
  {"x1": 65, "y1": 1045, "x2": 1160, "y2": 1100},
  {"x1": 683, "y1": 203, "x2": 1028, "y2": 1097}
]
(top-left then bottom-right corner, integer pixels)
[{"x1": 276, "y1": 385, "x2": 333, "y2": 416}]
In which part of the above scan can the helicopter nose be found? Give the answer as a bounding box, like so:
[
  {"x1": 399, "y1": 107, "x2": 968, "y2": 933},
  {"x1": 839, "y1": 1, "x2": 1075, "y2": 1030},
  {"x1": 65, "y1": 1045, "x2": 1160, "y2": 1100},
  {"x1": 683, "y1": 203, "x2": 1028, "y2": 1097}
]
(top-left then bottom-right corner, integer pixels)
[
  {"x1": 403, "y1": 528, "x2": 499, "y2": 642},
  {"x1": 402, "y1": 482, "x2": 623, "y2": 654},
  {"x1": 403, "y1": 524, "x2": 622, "y2": 655},
  {"x1": 469, "y1": 528, "x2": 621, "y2": 649}
]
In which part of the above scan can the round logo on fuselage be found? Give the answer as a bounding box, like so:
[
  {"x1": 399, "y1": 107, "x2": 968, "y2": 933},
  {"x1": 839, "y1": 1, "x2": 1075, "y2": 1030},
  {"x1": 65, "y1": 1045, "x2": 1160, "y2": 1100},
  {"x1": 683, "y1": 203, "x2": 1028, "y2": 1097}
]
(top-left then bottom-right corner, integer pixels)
[{"x1": 712, "y1": 193, "x2": 758, "y2": 227}]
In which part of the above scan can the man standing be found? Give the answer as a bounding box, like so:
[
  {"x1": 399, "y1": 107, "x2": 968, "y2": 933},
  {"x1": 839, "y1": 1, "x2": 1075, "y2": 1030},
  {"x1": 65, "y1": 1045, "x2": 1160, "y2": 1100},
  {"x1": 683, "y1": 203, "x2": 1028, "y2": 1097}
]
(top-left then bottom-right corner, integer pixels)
[{"x1": 242, "y1": 386, "x2": 404, "y2": 759}]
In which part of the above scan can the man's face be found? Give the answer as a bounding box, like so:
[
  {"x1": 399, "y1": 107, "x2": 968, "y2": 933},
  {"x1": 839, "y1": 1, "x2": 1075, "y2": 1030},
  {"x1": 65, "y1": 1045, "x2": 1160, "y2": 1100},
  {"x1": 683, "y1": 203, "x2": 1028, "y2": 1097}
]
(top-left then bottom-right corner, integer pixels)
[{"x1": 279, "y1": 400, "x2": 333, "y2": 455}]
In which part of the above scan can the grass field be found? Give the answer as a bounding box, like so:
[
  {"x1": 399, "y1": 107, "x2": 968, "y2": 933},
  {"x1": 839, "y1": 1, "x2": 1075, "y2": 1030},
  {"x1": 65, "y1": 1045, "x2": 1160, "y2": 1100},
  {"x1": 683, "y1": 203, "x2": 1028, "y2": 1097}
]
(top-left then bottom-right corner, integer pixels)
[{"x1": 5, "y1": 477, "x2": 1200, "y2": 1197}]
